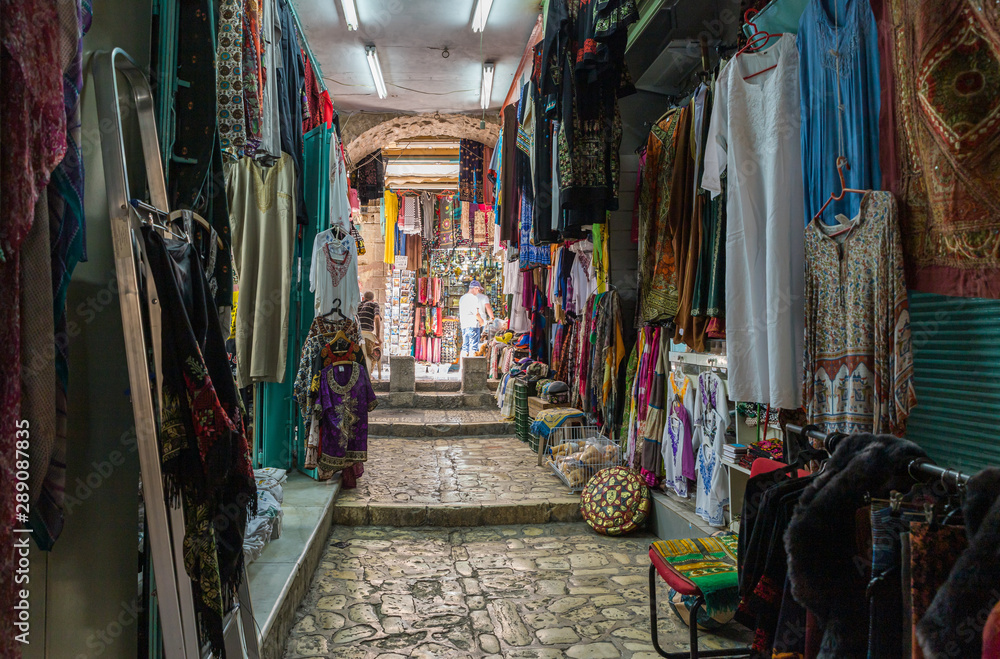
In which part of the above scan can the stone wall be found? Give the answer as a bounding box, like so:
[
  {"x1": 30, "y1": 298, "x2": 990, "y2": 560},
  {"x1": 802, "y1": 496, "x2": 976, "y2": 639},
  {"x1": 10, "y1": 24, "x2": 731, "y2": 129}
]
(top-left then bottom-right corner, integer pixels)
[{"x1": 343, "y1": 111, "x2": 501, "y2": 165}]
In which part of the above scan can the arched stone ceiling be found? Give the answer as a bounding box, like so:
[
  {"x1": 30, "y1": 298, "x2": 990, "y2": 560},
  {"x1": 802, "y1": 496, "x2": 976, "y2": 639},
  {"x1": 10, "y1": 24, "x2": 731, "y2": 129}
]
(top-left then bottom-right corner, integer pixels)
[{"x1": 345, "y1": 112, "x2": 500, "y2": 166}]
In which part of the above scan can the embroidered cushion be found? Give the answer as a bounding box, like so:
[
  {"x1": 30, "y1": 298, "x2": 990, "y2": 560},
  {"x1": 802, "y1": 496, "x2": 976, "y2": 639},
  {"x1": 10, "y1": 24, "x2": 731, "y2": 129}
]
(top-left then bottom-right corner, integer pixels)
[{"x1": 581, "y1": 466, "x2": 651, "y2": 536}]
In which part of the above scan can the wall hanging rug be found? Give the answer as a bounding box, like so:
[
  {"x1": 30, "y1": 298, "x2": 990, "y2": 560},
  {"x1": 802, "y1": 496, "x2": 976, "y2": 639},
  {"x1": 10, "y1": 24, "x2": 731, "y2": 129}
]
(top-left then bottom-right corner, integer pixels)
[
  {"x1": 651, "y1": 534, "x2": 741, "y2": 623},
  {"x1": 884, "y1": 0, "x2": 1000, "y2": 298},
  {"x1": 580, "y1": 465, "x2": 651, "y2": 536}
]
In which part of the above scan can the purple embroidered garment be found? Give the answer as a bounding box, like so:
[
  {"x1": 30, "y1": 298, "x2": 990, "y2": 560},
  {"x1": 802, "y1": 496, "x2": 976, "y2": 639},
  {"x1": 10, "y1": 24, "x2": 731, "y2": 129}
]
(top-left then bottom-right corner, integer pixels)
[{"x1": 318, "y1": 361, "x2": 377, "y2": 471}]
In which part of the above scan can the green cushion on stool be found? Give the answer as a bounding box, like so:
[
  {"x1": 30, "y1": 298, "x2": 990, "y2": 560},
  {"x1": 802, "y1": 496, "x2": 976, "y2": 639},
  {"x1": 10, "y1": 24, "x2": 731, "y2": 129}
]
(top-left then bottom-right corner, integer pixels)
[{"x1": 650, "y1": 535, "x2": 740, "y2": 624}]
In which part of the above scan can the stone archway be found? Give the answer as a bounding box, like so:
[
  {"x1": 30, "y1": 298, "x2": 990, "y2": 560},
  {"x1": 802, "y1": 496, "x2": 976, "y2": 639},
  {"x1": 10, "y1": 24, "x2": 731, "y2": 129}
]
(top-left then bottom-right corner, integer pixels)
[{"x1": 344, "y1": 112, "x2": 500, "y2": 165}]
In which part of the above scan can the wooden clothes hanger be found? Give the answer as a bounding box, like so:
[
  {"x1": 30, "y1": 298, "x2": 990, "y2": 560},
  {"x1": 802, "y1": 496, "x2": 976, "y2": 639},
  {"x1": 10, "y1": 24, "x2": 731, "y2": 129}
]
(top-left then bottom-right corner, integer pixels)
[
  {"x1": 812, "y1": 155, "x2": 870, "y2": 230},
  {"x1": 737, "y1": 9, "x2": 785, "y2": 81}
]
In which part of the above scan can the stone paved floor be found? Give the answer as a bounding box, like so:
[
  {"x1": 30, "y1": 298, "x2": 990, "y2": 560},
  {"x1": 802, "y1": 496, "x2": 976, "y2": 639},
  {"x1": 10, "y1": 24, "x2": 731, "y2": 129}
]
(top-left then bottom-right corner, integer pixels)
[
  {"x1": 283, "y1": 524, "x2": 751, "y2": 658},
  {"x1": 334, "y1": 438, "x2": 581, "y2": 526},
  {"x1": 345, "y1": 438, "x2": 576, "y2": 505}
]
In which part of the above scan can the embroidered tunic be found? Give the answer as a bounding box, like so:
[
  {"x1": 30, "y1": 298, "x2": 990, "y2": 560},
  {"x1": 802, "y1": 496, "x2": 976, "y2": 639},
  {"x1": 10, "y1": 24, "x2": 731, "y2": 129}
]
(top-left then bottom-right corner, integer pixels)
[
  {"x1": 310, "y1": 228, "x2": 360, "y2": 318},
  {"x1": 662, "y1": 371, "x2": 696, "y2": 497},
  {"x1": 803, "y1": 191, "x2": 915, "y2": 434},
  {"x1": 317, "y1": 361, "x2": 377, "y2": 471},
  {"x1": 694, "y1": 372, "x2": 730, "y2": 527}
]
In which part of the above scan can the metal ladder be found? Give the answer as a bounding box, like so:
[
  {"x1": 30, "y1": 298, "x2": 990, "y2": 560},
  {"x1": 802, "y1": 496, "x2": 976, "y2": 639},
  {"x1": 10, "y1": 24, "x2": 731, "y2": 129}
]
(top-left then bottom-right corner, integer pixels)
[{"x1": 92, "y1": 47, "x2": 260, "y2": 659}]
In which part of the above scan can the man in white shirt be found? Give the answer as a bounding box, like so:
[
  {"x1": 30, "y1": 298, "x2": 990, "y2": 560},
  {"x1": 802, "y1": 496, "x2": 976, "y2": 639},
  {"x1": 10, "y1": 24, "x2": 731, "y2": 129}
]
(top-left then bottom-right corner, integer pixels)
[{"x1": 459, "y1": 281, "x2": 492, "y2": 356}]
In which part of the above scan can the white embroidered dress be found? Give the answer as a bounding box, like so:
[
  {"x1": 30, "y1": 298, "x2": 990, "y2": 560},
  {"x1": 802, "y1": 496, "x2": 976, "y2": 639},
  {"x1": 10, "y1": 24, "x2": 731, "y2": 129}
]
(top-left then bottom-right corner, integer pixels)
[
  {"x1": 310, "y1": 229, "x2": 360, "y2": 318},
  {"x1": 694, "y1": 372, "x2": 730, "y2": 527},
  {"x1": 661, "y1": 371, "x2": 696, "y2": 497}
]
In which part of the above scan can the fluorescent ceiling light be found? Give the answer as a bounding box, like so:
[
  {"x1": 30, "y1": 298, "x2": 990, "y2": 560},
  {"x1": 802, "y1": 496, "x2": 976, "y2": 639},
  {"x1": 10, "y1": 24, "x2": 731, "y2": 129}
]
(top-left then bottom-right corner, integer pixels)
[
  {"x1": 365, "y1": 45, "x2": 387, "y2": 99},
  {"x1": 472, "y1": 0, "x2": 494, "y2": 32},
  {"x1": 341, "y1": 0, "x2": 359, "y2": 31},
  {"x1": 480, "y1": 62, "x2": 495, "y2": 110}
]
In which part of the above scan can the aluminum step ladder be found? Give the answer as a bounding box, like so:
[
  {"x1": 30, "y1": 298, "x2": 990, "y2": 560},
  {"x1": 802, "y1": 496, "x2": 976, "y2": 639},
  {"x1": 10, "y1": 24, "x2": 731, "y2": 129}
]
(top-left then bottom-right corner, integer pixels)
[{"x1": 92, "y1": 47, "x2": 260, "y2": 659}]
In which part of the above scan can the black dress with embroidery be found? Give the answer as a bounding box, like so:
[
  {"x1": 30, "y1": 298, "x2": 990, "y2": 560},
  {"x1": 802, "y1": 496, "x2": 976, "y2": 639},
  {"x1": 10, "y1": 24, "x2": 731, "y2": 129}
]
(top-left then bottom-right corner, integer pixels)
[{"x1": 143, "y1": 228, "x2": 256, "y2": 654}]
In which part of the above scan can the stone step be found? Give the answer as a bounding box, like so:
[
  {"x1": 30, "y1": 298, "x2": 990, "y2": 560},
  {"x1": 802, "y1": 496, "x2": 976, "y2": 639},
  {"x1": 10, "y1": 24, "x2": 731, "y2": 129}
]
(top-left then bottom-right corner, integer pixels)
[
  {"x1": 332, "y1": 437, "x2": 582, "y2": 528},
  {"x1": 332, "y1": 500, "x2": 581, "y2": 527},
  {"x1": 368, "y1": 421, "x2": 512, "y2": 438},
  {"x1": 372, "y1": 379, "x2": 499, "y2": 393},
  {"x1": 376, "y1": 391, "x2": 496, "y2": 409},
  {"x1": 373, "y1": 380, "x2": 461, "y2": 393}
]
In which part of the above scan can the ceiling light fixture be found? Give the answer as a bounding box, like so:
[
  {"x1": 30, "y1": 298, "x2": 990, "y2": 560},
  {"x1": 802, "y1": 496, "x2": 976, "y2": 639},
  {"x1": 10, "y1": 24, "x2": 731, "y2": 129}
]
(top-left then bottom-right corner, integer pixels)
[
  {"x1": 340, "y1": 0, "x2": 359, "y2": 30},
  {"x1": 365, "y1": 45, "x2": 388, "y2": 99},
  {"x1": 480, "y1": 62, "x2": 495, "y2": 110},
  {"x1": 471, "y1": 0, "x2": 495, "y2": 32}
]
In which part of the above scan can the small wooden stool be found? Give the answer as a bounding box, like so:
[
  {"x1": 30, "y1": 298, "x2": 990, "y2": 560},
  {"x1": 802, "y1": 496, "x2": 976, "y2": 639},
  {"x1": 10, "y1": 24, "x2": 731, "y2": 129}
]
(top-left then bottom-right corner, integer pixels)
[{"x1": 648, "y1": 541, "x2": 750, "y2": 659}]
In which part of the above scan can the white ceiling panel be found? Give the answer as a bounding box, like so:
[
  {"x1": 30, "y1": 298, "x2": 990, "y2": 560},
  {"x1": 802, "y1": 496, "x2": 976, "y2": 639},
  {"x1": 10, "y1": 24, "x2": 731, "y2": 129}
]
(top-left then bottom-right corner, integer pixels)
[{"x1": 294, "y1": 0, "x2": 541, "y2": 114}]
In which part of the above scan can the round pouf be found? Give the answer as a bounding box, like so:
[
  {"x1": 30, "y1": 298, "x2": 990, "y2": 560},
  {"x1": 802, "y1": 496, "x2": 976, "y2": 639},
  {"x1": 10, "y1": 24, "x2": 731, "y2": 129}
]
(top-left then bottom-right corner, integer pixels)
[{"x1": 580, "y1": 466, "x2": 651, "y2": 536}]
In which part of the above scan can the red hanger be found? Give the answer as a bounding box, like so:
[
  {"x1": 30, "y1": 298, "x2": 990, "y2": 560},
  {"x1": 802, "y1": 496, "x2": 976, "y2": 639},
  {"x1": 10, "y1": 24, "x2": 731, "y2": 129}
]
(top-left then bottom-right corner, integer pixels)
[
  {"x1": 737, "y1": 9, "x2": 784, "y2": 80},
  {"x1": 812, "y1": 156, "x2": 869, "y2": 229}
]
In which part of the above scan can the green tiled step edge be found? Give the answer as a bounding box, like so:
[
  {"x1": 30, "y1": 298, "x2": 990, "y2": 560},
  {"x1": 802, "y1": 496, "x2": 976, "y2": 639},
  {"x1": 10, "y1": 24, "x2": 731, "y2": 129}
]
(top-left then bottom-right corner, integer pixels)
[{"x1": 256, "y1": 478, "x2": 341, "y2": 659}]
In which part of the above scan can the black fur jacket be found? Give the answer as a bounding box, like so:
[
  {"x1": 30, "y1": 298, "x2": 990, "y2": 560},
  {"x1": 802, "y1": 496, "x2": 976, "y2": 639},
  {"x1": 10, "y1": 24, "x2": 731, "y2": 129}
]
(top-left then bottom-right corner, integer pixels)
[{"x1": 784, "y1": 433, "x2": 928, "y2": 658}]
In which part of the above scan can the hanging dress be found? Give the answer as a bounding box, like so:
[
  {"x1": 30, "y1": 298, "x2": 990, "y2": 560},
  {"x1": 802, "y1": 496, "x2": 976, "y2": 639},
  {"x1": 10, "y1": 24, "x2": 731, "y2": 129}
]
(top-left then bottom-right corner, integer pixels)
[
  {"x1": 694, "y1": 372, "x2": 730, "y2": 527},
  {"x1": 662, "y1": 371, "x2": 696, "y2": 497},
  {"x1": 226, "y1": 153, "x2": 296, "y2": 386}
]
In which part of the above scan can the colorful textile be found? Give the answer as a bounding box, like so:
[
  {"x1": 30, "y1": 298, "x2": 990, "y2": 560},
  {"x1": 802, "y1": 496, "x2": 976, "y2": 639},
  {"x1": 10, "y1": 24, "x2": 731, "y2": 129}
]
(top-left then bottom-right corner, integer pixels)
[
  {"x1": 651, "y1": 534, "x2": 741, "y2": 616},
  {"x1": 798, "y1": 0, "x2": 882, "y2": 226},
  {"x1": 216, "y1": 0, "x2": 246, "y2": 158},
  {"x1": 2, "y1": 3, "x2": 69, "y2": 645},
  {"x1": 884, "y1": 0, "x2": 1000, "y2": 298},
  {"x1": 356, "y1": 151, "x2": 385, "y2": 204},
  {"x1": 317, "y1": 361, "x2": 377, "y2": 470},
  {"x1": 241, "y1": 0, "x2": 263, "y2": 156},
  {"x1": 32, "y1": 0, "x2": 93, "y2": 550},
  {"x1": 383, "y1": 190, "x2": 397, "y2": 264},
  {"x1": 529, "y1": 407, "x2": 585, "y2": 439},
  {"x1": 293, "y1": 317, "x2": 364, "y2": 439},
  {"x1": 637, "y1": 109, "x2": 683, "y2": 324},
  {"x1": 459, "y1": 139, "x2": 485, "y2": 203},
  {"x1": 143, "y1": 229, "x2": 256, "y2": 655},
  {"x1": 803, "y1": 191, "x2": 916, "y2": 435},
  {"x1": 581, "y1": 466, "x2": 650, "y2": 536},
  {"x1": 909, "y1": 521, "x2": 969, "y2": 655}
]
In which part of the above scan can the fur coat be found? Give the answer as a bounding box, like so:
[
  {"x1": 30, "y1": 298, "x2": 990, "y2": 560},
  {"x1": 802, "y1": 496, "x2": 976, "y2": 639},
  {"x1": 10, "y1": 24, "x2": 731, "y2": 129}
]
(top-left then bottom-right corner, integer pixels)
[{"x1": 784, "y1": 433, "x2": 928, "y2": 658}]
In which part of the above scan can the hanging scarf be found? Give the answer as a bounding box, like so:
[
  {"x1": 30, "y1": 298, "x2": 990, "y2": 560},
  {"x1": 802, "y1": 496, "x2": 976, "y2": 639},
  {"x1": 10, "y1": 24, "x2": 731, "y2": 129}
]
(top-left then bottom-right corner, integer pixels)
[{"x1": 143, "y1": 229, "x2": 256, "y2": 654}]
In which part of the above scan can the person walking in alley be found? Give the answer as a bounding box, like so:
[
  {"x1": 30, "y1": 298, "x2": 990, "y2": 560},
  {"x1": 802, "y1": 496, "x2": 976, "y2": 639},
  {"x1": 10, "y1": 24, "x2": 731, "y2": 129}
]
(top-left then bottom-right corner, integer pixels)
[{"x1": 459, "y1": 280, "x2": 493, "y2": 356}]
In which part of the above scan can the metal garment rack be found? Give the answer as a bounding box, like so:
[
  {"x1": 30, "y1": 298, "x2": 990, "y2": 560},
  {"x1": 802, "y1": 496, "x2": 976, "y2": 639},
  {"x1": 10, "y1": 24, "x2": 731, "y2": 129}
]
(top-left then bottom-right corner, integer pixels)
[
  {"x1": 785, "y1": 424, "x2": 972, "y2": 488},
  {"x1": 92, "y1": 48, "x2": 260, "y2": 659}
]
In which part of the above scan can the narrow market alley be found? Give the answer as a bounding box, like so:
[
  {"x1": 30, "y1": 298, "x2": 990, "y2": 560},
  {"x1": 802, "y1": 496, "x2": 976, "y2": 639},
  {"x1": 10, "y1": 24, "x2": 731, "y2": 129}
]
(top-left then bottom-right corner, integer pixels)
[{"x1": 5, "y1": 0, "x2": 1000, "y2": 658}]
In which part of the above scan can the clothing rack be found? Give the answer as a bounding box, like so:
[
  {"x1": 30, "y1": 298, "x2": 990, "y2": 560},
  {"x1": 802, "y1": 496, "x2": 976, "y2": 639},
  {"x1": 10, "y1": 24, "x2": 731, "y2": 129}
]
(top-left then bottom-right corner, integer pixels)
[{"x1": 786, "y1": 424, "x2": 972, "y2": 488}]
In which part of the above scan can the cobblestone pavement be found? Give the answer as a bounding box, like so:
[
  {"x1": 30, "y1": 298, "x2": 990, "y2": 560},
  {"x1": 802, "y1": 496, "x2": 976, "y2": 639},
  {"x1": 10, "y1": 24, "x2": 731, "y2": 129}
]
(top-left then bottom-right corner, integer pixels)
[
  {"x1": 334, "y1": 438, "x2": 581, "y2": 526},
  {"x1": 346, "y1": 438, "x2": 576, "y2": 505},
  {"x1": 283, "y1": 524, "x2": 751, "y2": 658}
]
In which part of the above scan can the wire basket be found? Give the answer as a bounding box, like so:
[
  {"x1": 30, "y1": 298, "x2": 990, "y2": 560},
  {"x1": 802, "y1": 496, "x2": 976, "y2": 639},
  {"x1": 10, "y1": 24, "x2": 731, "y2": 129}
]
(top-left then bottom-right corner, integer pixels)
[{"x1": 540, "y1": 425, "x2": 621, "y2": 492}]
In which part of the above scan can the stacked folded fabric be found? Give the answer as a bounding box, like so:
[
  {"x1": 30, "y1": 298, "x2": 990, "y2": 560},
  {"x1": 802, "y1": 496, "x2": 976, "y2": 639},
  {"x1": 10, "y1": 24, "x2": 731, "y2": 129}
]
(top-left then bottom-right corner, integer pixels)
[{"x1": 722, "y1": 444, "x2": 747, "y2": 463}]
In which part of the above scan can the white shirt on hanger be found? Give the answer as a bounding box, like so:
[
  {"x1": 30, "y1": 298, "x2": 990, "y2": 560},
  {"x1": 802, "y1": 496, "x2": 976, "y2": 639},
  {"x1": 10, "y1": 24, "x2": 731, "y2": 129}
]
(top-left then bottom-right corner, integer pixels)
[
  {"x1": 330, "y1": 133, "x2": 351, "y2": 231},
  {"x1": 310, "y1": 228, "x2": 360, "y2": 318},
  {"x1": 694, "y1": 372, "x2": 730, "y2": 527},
  {"x1": 701, "y1": 34, "x2": 805, "y2": 409}
]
